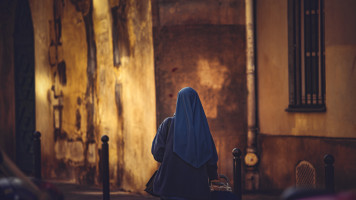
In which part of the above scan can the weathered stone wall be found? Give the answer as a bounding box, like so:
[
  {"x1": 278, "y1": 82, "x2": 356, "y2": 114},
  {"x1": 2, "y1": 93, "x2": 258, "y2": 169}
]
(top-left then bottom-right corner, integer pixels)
[
  {"x1": 1, "y1": 0, "x2": 246, "y2": 193},
  {"x1": 0, "y1": 0, "x2": 156, "y2": 192},
  {"x1": 106, "y1": 0, "x2": 157, "y2": 191},
  {"x1": 152, "y1": 0, "x2": 247, "y2": 181},
  {"x1": 36, "y1": 0, "x2": 157, "y2": 191}
]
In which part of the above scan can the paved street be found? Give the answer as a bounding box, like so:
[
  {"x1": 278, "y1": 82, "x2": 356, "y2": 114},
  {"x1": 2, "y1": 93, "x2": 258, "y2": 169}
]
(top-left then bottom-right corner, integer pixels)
[
  {"x1": 51, "y1": 180, "x2": 281, "y2": 200},
  {"x1": 52, "y1": 180, "x2": 159, "y2": 200}
]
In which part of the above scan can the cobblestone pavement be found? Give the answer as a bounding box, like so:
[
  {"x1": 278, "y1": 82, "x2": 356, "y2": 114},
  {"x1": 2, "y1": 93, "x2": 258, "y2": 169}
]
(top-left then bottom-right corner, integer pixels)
[{"x1": 51, "y1": 180, "x2": 280, "y2": 200}]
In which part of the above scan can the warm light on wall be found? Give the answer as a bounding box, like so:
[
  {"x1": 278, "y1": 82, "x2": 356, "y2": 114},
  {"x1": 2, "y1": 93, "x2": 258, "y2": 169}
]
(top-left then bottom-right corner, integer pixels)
[{"x1": 51, "y1": 85, "x2": 63, "y2": 131}]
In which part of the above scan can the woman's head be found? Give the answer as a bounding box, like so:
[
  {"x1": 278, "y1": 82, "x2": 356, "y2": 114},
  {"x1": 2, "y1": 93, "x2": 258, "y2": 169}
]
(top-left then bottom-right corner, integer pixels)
[
  {"x1": 178, "y1": 87, "x2": 198, "y2": 98},
  {"x1": 173, "y1": 87, "x2": 217, "y2": 168},
  {"x1": 176, "y1": 87, "x2": 199, "y2": 111}
]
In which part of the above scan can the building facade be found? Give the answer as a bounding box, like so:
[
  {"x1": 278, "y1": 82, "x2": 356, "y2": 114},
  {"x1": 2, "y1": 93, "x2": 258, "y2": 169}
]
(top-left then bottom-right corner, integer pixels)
[
  {"x1": 256, "y1": 0, "x2": 356, "y2": 191},
  {"x1": 0, "y1": 0, "x2": 355, "y2": 194}
]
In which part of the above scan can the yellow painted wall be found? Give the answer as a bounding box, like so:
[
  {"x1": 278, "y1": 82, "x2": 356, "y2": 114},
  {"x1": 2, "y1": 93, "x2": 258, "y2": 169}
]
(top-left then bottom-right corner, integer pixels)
[
  {"x1": 29, "y1": 0, "x2": 57, "y2": 175},
  {"x1": 104, "y1": 0, "x2": 157, "y2": 191},
  {"x1": 256, "y1": 0, "x2": 356, "y2": 138},
  {"x1": 27, "y1": 0, "x2": 156, "y2": 192}
]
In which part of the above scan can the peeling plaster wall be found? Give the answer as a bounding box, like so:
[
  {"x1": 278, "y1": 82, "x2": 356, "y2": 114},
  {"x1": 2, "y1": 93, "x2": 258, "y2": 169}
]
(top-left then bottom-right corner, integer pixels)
[
  {"x1": 26, "y1": 0, "x2": 156, "y2": 192},
  {"x1": 2, "y1": 0, "x2": 245, "y2": 193},
  {"x1": 0, "y1": 0, "x2": 155, "y2": 192},
  {"x1": 94, "y1": 0, "x2": 157, "y2": 191},
  {"x1": 152, "y1": 0, "x2": 247, "y2": 182},
  {"x1": 114, "y1": 0, "x2": 157, "y2": 191},
  {"x1": 28, "y1": 0, "x2": 56, "y2": 178},
  {"x1": 51, "y1": 0, "x2": 93, "y2": 181},
  {"x1": 25, "y1": 0, "x2": 91, "y2": 179}
]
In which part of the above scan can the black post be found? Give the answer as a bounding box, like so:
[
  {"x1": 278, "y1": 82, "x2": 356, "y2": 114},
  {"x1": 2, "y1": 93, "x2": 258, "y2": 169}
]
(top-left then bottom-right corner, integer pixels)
[
  {"x1": 102, "y1": 135, "x2": 110, "y2": 200},
  {"x1": 33, "y1": 131, "x2": 41, "y2": 180},
  {"x1": 324, "y1": 154, "x2": 334, "y2": 193},
  {"x1": 232, "y1": 148, "x2": 242, "y2": 200}
]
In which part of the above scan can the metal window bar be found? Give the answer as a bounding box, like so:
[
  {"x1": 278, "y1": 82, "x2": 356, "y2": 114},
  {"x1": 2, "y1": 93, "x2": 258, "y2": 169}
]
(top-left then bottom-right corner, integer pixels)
[
  {"x1": 312, "y1": 0, "x2": 319, "y2": 104},
  {"x1": 304, "y1": 0, "x2": 311, "y2": 104},
  {"x1": 296, "y1": 0, "x2": 302, "y2": 106},
  {"x1": 302, "y1": 0, "x2": 324, "y2": 107},
  {"x1": 287, "y1": 0, "x2": 325, "y2": 111},
  {"x1": 320, "y1": 0, "x2": 326, "y2": 105}
]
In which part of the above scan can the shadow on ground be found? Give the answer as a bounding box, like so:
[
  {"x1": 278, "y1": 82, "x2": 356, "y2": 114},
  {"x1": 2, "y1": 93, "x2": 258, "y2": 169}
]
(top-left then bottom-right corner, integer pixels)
[{"x1": 51, "y1": 180, "x2": 280, "y2": 200}]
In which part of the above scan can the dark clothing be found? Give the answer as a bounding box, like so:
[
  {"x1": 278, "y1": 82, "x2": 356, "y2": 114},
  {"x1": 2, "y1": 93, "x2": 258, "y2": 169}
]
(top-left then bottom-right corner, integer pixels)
[
  {"x1": 152, "y1": 117, "x2": 218, "y2": 200},
  {"x1": 173, "y1": 87, "x2": 218, "y2": 168}
]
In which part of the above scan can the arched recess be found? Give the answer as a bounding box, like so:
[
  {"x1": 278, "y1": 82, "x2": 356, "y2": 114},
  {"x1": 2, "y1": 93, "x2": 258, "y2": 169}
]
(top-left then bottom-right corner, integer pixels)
[
  {"x1": 13, "y1": 0, "x2": 36, "y2": 174},
  {"x1": 296, "y1": 160, "x2": 316, "y2": 188}
]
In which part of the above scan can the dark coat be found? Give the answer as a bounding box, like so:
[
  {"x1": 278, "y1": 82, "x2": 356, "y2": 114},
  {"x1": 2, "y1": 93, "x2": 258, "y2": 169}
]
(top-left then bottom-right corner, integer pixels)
[{"x1": 152, "y1": 117, "x2": 218, "y2": 200}]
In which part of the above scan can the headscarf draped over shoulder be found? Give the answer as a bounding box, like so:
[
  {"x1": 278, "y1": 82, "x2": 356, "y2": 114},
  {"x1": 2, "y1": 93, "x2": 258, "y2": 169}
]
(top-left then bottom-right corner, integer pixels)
[{"x1": 173, "y1": 87, "x2": 218, "y2": 168}]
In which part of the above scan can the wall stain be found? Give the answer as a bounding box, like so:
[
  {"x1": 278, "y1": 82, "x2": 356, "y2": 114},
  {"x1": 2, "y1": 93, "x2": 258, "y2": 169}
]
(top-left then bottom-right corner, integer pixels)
[
  {"x1": 53, "y1": 0, "x2": 64, "y2": 44},
  {"x1": 75, "y1": 109, "x2": 81, "y2": 130},
  {"x1": 55, "y1": 160, "x2": 71, "y2": 178},
  {"x1": 111, "y1": 0, "x2": 131, "y2": 66},
  {"x1": 58, "y1": 60, "x2": 67, "y2": 85},
  {"x1": 76, "y1": 97, "x2": 82, "y2": 131},
  {"x1": 115, "y1": 82, "x2": 124, "y2": 186},
  {"x1": 70, "y1": 0, "x2": 98, "y2": 184},
  {"x1": 135, "y1": 0, "x2": 148, "y2": 22},
  {"x1": 77, "y1": 96, "x2": 82, "y2": 105},
  {"x1": 115, "y1": 83, "x2": 123, "y2": 116}
]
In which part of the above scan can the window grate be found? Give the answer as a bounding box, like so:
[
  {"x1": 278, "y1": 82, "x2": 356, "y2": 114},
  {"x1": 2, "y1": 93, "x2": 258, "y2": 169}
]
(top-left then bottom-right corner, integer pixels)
[{"x1": 296, "y1": 160, "x2": 316, "y2": 188}]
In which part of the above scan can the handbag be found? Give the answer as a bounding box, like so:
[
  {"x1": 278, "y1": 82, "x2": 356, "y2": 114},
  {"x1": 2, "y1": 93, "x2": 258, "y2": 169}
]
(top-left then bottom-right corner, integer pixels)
[
  {"x1": 144, "y1": 170, "x2": 159, "y2": 197},
  {"x1": 210, "y1": 175, "x2": 240, "y2": 200}
]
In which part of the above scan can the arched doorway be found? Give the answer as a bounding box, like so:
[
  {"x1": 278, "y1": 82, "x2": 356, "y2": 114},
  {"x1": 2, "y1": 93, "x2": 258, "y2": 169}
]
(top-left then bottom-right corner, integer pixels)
[{"x1": 13, "y1": 0, "x2": 36, "y2": 174}]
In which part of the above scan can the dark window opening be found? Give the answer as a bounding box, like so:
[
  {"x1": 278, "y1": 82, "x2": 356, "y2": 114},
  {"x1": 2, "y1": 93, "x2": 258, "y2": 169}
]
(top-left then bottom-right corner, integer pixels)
[{"x1": 287, "y1": 0, "x2": 326, "y2": 112}]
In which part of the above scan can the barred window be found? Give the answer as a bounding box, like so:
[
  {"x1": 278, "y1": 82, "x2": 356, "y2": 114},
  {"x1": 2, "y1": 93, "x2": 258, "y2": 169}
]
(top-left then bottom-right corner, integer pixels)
[{"x1": 287, "y1": 0, "x2": 326, "y2": 112}]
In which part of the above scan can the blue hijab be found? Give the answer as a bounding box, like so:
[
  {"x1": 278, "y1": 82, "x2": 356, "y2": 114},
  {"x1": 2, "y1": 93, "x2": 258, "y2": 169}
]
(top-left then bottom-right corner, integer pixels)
[{"x1": 173, "y1": 87, "x2": 218, "y2": 168}]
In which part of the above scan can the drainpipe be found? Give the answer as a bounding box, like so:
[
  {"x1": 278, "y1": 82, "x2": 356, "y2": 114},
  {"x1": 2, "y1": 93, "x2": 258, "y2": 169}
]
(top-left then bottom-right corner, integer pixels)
[{"x1": 245, "y1": 0, "x2": 259, "y2": 191}]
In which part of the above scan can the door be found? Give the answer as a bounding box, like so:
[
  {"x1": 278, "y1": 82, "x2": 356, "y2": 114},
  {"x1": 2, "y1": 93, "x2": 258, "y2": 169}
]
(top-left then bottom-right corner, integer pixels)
[{"x1": 14, "y1": 0, "x2": 36, "y2": 174}]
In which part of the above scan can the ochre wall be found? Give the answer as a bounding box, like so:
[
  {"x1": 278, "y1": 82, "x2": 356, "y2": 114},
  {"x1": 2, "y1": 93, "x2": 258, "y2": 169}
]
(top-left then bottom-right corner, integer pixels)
[
  {"x1": 258, "y1": 135, "x2": 356, "y2": 191},
  {"x1": 30, "y1": 0, "x2": 57, "y2": 178},
  {"x1": 0, "y1": 0, "x2": 157, "y2": 193},
  {"x1": 152, "y1": 0, "x2": 247, "y2": 181},
  {"x1": 256, "y1": 0, "x2": 356, "y2": 138},
  {"x1": 1, "y1": 0, "x2": 247, "y2": 192},
  {"x1": 256, "y1": 0, "x2": 356, "y2": 191},
  {"x1": 105, "y1": 0, "x2": 157, "y2": 191}
]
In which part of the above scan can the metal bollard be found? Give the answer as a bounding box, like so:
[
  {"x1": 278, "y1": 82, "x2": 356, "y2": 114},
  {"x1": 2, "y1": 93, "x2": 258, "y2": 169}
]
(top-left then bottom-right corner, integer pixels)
[
  {"x1": 232, "y1": 148, "x2": 242, "y2": 200},
  {"x1": 324, "y1": 154, "x2": 334, "y2": 193},
  {"x1": 33, "y1": 131, "x2": 41, "y2": 180},
  {"x1": 101, "y1": 135, "x2": 110, "y2": 200}
]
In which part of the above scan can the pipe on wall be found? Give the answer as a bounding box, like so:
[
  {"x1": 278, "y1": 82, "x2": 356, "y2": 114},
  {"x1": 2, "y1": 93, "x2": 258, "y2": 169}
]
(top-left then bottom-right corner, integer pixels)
[{"x1": 245, "y1": 0, "x2": 259, "y2": 191}]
